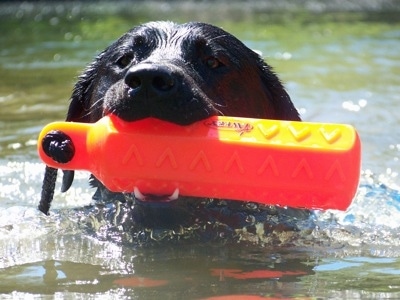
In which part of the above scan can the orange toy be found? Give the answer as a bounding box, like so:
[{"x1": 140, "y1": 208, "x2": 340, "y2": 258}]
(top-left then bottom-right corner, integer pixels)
[{"x1": 38, "y1": 115, "x2": 361, "y2": 210}]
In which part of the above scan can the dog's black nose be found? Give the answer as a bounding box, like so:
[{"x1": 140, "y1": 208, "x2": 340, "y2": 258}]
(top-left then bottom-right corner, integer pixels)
[{"x1": 125, "y1": 65, "x2": 177, "y2": 100}]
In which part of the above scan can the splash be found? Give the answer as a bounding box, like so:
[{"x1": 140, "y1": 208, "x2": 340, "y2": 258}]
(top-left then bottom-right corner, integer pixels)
[{"x1": 0, "y1": 161, "x2": 400, "y2": 254}]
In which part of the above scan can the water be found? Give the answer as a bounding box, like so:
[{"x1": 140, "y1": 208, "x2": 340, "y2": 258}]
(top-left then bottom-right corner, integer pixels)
[{"x1": 1, "y1": 2, "x2": 400, "y2": 299}]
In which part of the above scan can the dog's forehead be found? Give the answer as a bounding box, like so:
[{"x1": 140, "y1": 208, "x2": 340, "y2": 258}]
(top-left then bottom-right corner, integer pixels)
[
  {"x1": 113, "y1": 22, "x2": 253, "y2": 67},
  {"x1": 128, "y1": 22, "x2": 231, "y2": 49}
]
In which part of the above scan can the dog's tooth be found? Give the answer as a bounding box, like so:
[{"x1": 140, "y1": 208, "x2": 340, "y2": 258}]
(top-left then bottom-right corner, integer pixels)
[
  {"x1": 168, "y1": 188, "x2": 179, "y2": 201},
  {"x1": 134, "y1": 187, "x2": 146, "y2": 201}
]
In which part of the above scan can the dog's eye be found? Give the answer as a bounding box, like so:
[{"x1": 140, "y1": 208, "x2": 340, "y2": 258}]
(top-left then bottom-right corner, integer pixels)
[
  {"x1": 205, "y1": 56, "x2": 223, "y2": 69},
  {"x1": 116, "y1": 54, "x2": 134, "y2": 68}
]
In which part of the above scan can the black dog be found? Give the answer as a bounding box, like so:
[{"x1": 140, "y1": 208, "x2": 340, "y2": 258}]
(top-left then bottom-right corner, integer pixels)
[{"x1": 40, "y1": 22, "x2": 308, "y2": 237}]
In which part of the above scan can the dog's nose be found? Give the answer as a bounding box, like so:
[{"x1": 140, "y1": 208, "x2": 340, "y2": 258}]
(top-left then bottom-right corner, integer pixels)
[{"x1": 125, "y1": 65, "x2": 177, "y2": 100}]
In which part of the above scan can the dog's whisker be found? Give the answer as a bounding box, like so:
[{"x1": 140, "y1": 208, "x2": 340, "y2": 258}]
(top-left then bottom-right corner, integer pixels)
[
  {"x1": 212, "y1": 102, "x2": 227, "y2": 108},
  {"x1": 203, "y1": 98, "x2": 225, "y2": 116},
  {"x1": 78, "y1": 97, "x2": 105, "y2": 120},
  {"x1": 89, "y1": 97, "x2": 104, "y2": 111}
]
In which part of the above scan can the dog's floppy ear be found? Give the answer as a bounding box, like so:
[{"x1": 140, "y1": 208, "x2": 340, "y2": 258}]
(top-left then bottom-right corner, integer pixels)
[
  {"x1": 66, "y1": 50, "x2": 107, "y2": 123},
  {"x1": 257, "y1": 56, "x2": 301, "y2": 121}
]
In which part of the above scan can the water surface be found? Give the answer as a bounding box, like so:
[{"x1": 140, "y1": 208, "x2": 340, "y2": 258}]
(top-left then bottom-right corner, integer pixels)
[{"x1": 1, "y1": 2, "x2": 400, "y2": 299}]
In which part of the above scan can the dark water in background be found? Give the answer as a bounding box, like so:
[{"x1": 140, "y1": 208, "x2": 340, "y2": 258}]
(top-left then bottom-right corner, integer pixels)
[{"x1": 0, "y1": 1, "x2": 400, "y2": 299}]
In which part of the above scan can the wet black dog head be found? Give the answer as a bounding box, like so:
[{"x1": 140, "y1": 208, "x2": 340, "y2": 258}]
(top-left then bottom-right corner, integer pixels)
[
  {"x1": 66, "y1": 21, "x2": 300, "y2": 125},
  {"x1": 40, "y1": 22, "x2": 305, "y2": 228}
]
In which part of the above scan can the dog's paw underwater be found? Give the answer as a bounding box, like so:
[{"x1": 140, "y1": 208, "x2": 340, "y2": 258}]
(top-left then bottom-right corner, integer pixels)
[{"x1": 40, "y1": 21, "x2": 313, "y2": 245}]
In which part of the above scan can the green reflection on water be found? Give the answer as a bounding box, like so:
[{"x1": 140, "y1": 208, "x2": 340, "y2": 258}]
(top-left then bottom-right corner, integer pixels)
[{"x1": 1, "y1": 6, "x2": 399, "y2": 101}]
